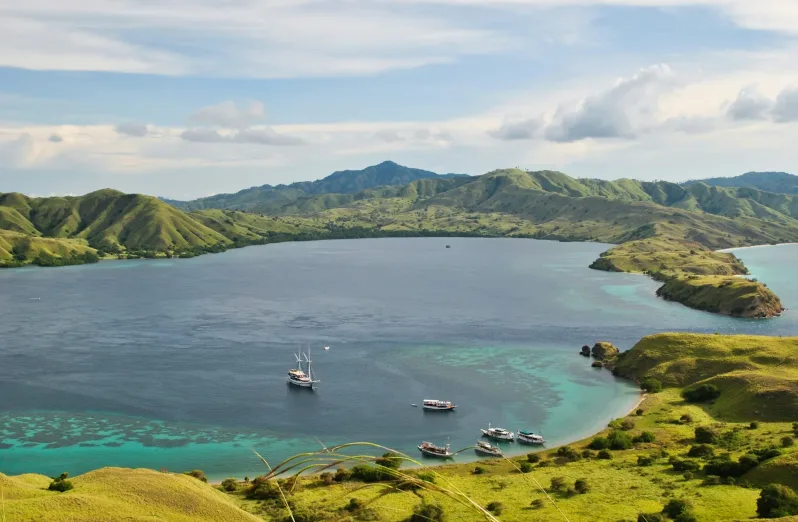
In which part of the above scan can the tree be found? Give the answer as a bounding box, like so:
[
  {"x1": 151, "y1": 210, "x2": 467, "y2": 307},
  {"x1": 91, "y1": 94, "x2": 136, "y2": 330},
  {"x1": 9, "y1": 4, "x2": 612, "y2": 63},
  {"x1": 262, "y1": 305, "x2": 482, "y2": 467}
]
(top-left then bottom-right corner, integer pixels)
[
  {"x1": 662, "y1": 499, "x2": 693, "y2": 519},
  {"x1": 550, "y1": 476, "x2": 567, "y2": 492},
  {"x1": 682, "y1": 384, "x2": 721, "y2": 403},
  {"x1": 375, "y1": 451, "x2": 403, "y2": 470},
  {"x1": 411, "y1": 502, "x2": 446, "y2": 522},
  {"x1": 574, "y1": 478, "x2": 589, "y2": 494},
  {"x1": 633, "y1": 431, "x2": 656, "y2": 444},
  {"x1": 695, "y1": 426, "x2": 717, "y2": 444},
  {"x1": 588, "y1": 436, "x2": 609, "y2": 450},
  {"x1": 183, "y1": 469, "x2": 207, "y2": 482},
  {"x1": 486, "y1": 501, "x2": 505, "y2": 515},
  {"x1": 48, "y1": 472, "x2": 73, "y2": 492},
  {"x1": 221, "y1": 478, "x2": 238, "y2": 492},
  {"x1": 640, "y1": 378, "x2": 662, "y2": 393},
  {"x1": 757, "y1": 484, "x2": 798, "y2": 518},
  {"x1": 608, "y1": 430, "x2": 633, "y2": 450}
]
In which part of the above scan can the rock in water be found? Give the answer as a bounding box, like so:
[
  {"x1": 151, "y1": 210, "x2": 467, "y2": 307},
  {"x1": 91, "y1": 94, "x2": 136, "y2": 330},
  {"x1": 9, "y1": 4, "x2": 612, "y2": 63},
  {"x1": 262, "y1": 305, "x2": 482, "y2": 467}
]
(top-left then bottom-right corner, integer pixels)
[
  {"x1": 580, "y1": 345, "x2": 591, "y2": 357},
  {"x1": 591, "y1": 342, "x2": 619, "y2": 360},
  {"x1": 591, "y1": 361, "x2": 604, "y2": 368}
]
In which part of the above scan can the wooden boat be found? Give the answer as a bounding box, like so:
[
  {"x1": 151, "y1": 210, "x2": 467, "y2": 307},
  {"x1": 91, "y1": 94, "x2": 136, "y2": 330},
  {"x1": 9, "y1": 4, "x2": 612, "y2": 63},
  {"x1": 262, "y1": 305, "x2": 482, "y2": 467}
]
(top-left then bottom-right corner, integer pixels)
[
  {"x1": 422, "y1": 399, "x2": 456, "y2": 411},
  {"x1": 287, "y1": 347, "x2": 320, "y2": 389},
  {"x1": 481, "y1": 423, "x2": 515, "y2": 441},
  {"x1": 474, "y1": 440, "x2": 503, "y2": 457},
  {"x1": 517, "y1": 430, "x2": 545, "y2": 445},
  {"x1": 418, "y1": 441, "x2": 453, "y2": 458}
]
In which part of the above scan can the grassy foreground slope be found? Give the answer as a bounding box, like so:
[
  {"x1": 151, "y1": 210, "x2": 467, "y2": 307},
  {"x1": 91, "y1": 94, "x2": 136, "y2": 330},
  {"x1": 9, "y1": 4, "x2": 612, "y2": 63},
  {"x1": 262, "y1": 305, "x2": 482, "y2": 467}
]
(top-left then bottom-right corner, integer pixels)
[{"x1": 0, "y1": 468, "x2": 261, "y2": 522}]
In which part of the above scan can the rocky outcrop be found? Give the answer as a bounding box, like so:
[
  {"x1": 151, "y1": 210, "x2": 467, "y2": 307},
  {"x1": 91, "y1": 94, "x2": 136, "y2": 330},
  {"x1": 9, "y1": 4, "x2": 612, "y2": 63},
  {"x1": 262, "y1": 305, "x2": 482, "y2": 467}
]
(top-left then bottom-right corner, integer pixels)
[
  {"x1": 591, "y1": 342, "x2": 619, "y2": 360},
  {"x1": 580, "y1": 345, "x2": 591, "y2": 357},
  {"x1": 591, "y1": 361, "x2": 603, "y2": 368}
]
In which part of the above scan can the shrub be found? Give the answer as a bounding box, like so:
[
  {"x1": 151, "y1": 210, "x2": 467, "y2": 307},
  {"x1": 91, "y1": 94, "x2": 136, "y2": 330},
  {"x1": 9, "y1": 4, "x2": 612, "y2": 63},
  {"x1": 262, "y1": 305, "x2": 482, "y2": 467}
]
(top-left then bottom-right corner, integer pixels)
[
  {"x1": 638, "y1": 456, "x2": 654, "y2": 467},
  {"x1": 662, "y1": 499, "x2": 692, "y2": 519},
  {"x1": 687, "y1": 444, "x2": 715, "y2": 458},
  {"x1": 519, "y1": 462, "x2": 533, "y2": 473},
  {"x1": 757, "y1": 484, "x2": 798, "y2": 518},
  {"x1": 334, "y1": 468, "x2": 352, "y2": 482},
  {"x1": 473, "y1": 466, "x2": 486, "y2": 475},
  {"x1": 723, "y1": 476, "x2": 737, "y2": 486},
  {"x1": 718, "y1": 429, "x2": 748, "y2": 451},
  {"x1": 598, "y1": 450, "x2": 613, "y2": 460},
  {"x1": 679, "y1": 414, "x2": 693, "y2": 424},
  {"x1": 674, "y1": 513, "x2": 698, "y2": 522},
  {"x1": 319, "y1": 472, "x2": 334, "y2": 485},
  {"x1": 346, "y1": 498, "x2": 364, "y2": 513},
  {"x1": 641, "y1": 378, "x2": 663, "y2": 393},
  {"x1": 782, "y1": 436, "x2": 795, "y2": 448},
  {"x1": 669, "y1": 458, "x2": 700, "y2": 473},
  {"x1": 638, "y1": 514, "x2": 664, "y2": 522},
  {"x1": 527, "y1": 453, "x2": 541, "y2": 463},
  {"x1": 695, "y1": 427, "x2": 717, "y2": 444},
  {"x1": 48, "y1": 472, "x2": 73, "y2": 492},
  {"x1": 557, "y1": 446, "x2": 581, "y2": 461},
  {"x1": 246, "y1": 478, "x2": 280, "y2": 500},
  {"x1": 410, "y1": 502, "x2": 446, "y2": 522},
  {"x1": 636, "y1": 409, "x2": 644, "y2": 416},
  {"x1": 588, "y1": 437, "x2": 609, "y2": 450},
  {"x1": 633, "y1": 431, "x2": 656, "y2": 444},
  {"x1": 550, "y1": 476, "x2": 568, "y2": 492},
  {"x1": 183, "y1": 469, "x2": 207, "y2": 482},
  {"x1": 682, "y1": 384, "x2": 721, "y2": 403},
  {"x1": 749, "y1": 421, "x2": 759, "y2": 430},
  {"x1": 581, "y1": 450, "x2": 594, "y2": 459},
  {"x1": 375, "y1": 451, "x2": 403, "y2": 470},
  {"x1": 608, "y1": 430, "x2": 634, "y2": 450},
  {"x1": 703, "y1": 454, "x2": 759, "y2": 478},
  {"x1": 683, "y1": 472, "x2": 693, "y2": 481},
  {"x1": 531, "y1": 499, "x2": 545, "y2": 509},
  {"x1": 574, "y1": 478, "x2": 589, "y2": 494},
  {"x1": 221, "y1": 478, "x2": 238, "y2": 492},
  {"x1": 486, "y1": 501, "x2": 505, "y2": 515},
  {"x1": 756, "y1": 448, "x2": 783, "y2": 462},
  {"x1": 620, "y1": 419, "x2": 636, "y2": 431},
  {"x1": 352, "y1": 465, "x2": 387, "y2": 483}
]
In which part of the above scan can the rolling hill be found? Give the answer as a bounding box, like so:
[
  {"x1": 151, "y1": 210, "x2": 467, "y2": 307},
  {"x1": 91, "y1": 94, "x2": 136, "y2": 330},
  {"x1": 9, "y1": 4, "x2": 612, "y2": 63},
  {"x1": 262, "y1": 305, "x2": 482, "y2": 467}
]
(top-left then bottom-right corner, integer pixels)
[
  {"x1": 166, "y1": 160, "x2": 468, "y2": 212},
  {"x1": 684, "y1": 171, "x2": 798, "y2": 195}
]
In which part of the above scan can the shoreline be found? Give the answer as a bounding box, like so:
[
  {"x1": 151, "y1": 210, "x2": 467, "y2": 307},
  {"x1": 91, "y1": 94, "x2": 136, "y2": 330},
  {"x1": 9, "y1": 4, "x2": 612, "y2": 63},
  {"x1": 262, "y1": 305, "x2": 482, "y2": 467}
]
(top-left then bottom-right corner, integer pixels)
[{"x1": 719, "y1": 242, "x2": 798, "y2": 253}]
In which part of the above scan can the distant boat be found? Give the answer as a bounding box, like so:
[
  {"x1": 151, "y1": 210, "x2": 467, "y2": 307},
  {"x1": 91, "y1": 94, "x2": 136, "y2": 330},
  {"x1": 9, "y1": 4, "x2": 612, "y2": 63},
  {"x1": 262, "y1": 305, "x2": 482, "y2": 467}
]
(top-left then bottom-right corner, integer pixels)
[
  {"x1": 418, "y1": 441, "x2": 453, "y2": 458},
  {"x1": 517, "y1": 430, "x2": 545, "y2": 445},
  {"x1": 287, "y1": 347, "x2": 320, "y2": 389},
  {"x1": 445, "y1": 245, "x2": 451, "y2": 248},
  {"x1": 475, "y1": 440, "x2": 503, "y2": 457},
  {"x1": 481, "y1": 423, "x2": 515, "y2": 441},
  {"x1": 422, "y1": 399, "x2": 456, "y2": 411},
  {"x1": 323, "y1": 346, "x2": 330, "y2": 351}
]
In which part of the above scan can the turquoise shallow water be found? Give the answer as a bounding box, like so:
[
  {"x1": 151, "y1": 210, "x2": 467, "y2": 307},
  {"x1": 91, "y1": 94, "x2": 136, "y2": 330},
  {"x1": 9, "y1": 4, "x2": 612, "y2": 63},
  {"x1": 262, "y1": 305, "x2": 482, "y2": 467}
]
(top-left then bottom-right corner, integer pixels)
[{"x1": 0, "y1": 238, "x2": 796, "y2": 480}]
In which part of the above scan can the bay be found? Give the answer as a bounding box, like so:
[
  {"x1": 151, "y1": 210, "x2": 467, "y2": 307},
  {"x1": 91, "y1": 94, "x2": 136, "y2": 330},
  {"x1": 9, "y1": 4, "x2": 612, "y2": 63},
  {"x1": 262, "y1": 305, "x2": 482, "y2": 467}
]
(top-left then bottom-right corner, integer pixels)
[{"x1": 0, "y1": 238, "x2": 795, "y2": 480}]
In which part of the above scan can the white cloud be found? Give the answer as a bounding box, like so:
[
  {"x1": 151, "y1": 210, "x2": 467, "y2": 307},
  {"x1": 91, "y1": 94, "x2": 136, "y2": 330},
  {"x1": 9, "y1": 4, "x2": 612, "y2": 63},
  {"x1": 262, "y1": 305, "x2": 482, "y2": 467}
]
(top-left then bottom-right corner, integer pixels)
[
  {"x1": 490, "y1": 117, "x2": 544, "y2": 140},
  {"x1": 544, "y1": 64, "x2": 675, "y2": 142},
  {"x1": 726, "y1": 86, "x2": 774, "y2": 121},
  {"x1": 180, "y1": 126, "x2": 303, "y2": 146},
  {"x1": 0, "y1": 133, "x2": 38, "y2": 167},
  {"x1": 48, "y1": 133, "x2": 64, "y2": 143},
  {"x1": 772, "y1": 87, "x2": 798, "y2": 123},
  {"x1": 189, "y1": 101, "x2": 266, "y2": 129}
]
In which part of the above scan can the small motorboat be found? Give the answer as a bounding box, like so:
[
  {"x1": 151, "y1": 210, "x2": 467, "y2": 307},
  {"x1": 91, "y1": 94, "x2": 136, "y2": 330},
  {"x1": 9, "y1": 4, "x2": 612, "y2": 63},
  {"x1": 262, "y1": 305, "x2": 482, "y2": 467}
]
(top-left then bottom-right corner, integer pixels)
[
  {"x1": 418, "y1": 441, "x2": 453, "y2": 459},
  {"x1": 481, "y1": 423, "x2": 515, "y2": 441},
  {"x1": 475, "y1": 440, "x2": 503, "y2": 457},
  {"x1": 422, "y1": 399, "x2": 456, "y2": 411},
  {"x1": 445, "y1": 245, "x2": 451, "y2": 249},
  {"x1": 517, "y1": 430, "x2": 546, "y2": 445}
]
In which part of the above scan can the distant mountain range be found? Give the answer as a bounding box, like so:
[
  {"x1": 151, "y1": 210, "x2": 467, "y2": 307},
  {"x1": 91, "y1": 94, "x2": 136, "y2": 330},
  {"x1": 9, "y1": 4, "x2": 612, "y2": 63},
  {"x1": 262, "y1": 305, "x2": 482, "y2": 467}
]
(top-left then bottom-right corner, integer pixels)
[
  {"x1": 683, "y1": 171, "x2": 798, "y2": 195},
  {"x1": 164, "y1": 161, "x2": 467, "y2": 212}
]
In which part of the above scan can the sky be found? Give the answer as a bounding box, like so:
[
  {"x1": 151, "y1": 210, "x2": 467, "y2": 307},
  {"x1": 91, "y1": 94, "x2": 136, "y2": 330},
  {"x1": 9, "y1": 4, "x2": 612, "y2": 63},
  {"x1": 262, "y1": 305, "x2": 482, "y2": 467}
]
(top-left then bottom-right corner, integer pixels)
[{"x1": 1, "y1": 0, "x2": 798, "y2": 199}]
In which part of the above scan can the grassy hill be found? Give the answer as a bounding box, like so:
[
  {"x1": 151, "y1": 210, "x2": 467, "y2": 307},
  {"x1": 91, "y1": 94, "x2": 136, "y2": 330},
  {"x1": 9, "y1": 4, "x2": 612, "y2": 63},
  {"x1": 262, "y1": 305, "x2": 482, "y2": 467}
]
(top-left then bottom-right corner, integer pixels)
[
  {"x1": 685, "y1": 171, "x2": 798, "y2": 195},
  {"x1": 167, "y1": 161, "x2": 468, "y2": 212},
  {"x1": 614, "y1": 333, "x2": 798, "y2": 421},
  {"x1": 0, "y1": 468, "x2": 261, "y2": 521}
]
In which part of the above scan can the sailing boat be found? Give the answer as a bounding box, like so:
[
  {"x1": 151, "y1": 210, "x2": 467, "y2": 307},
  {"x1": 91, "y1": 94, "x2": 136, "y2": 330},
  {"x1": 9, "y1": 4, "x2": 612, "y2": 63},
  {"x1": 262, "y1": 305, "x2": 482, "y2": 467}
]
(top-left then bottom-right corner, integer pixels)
[{"x1": 287, "y1": 347, "x2": 320, "y2": 389}]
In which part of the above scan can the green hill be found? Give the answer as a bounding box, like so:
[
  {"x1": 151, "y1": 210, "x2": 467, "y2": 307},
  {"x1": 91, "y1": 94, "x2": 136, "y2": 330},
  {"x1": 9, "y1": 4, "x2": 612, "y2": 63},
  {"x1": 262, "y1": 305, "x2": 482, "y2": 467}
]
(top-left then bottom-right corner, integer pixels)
[
  {"x1": 685, "y1": 171, "x2": 798, "y2": 195},
  {"x1": 167, "y1": 160, "x2": 468, "y2": 212},
  {"x1": 0, "y1": 467, "x2": 261, "y2": 521},
  {"x1": 0, "y1": 190, "x2": 234, "y2": 265},
  {"x1": 614, "y1": 333, "x2": 798, "y2": 421}
]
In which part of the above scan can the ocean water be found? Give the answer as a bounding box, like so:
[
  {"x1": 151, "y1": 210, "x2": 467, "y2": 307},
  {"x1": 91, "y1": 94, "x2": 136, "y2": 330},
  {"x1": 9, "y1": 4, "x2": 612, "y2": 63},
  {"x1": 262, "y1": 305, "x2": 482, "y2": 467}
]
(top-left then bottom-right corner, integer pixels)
[{"x1": 0, "y1": 238, "x2": 796, "y2": 480}]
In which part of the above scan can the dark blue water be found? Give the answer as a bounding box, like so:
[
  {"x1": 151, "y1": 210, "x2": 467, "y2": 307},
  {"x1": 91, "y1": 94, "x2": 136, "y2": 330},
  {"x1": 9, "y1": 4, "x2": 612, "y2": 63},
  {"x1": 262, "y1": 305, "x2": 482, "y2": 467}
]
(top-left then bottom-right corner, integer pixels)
[{"x1": 0, "y1": 238, "x2": 796, "y2": 479}]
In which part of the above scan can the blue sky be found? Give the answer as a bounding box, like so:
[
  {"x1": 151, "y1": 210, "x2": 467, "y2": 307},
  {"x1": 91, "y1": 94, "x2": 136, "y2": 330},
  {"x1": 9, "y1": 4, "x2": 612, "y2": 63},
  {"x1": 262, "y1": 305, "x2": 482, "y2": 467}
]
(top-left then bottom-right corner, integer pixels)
[{"x1": 1, "y1": 0, "x2": 797, "y2": 199}]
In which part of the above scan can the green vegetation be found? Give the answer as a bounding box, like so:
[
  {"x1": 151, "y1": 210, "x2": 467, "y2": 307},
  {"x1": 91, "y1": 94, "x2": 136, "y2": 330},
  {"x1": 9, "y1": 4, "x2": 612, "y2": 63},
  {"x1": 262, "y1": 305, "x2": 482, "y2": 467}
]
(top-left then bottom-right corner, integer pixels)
[{"x1": 685, "y1": 171, "x2": 798, "y2": 195}]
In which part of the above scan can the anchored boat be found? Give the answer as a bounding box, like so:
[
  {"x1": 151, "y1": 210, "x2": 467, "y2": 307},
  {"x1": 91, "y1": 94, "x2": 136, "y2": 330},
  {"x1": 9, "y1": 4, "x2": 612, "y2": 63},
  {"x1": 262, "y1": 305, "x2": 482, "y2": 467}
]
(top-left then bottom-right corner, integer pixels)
[
  {"x1": 474, "y1": 440, "x2": 503, "y2": 457},
  {"x1": 422, "y1": 399, "x2": 456, "y2": 411},
  {"x1": 481, "y1": 423, "x2": 515, "y2": 441},
  {"x1": 287, "y1": 348, "x2": 320, "y2": 389},
  {"x1": 418, "y1": 441, "x2": 453, "y2": 458},
  {"x1": 517, "y1": 430, "x2": 545, "y2": 445}
]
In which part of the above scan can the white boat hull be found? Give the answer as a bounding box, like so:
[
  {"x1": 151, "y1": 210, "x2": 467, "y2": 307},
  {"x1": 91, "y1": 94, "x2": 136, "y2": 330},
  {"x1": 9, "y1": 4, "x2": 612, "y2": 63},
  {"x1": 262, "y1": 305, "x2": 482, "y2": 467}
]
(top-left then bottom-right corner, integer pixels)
[
  {"x1": 518, "y1": 436, "x2": 545, "y2": 445},
  {"x1": 422, "y1": 405, "x2": 456, "y2": 411},
  {"x1": 481, "y1": 429, "x2": 514, "y2": 441},
  {"x1": 418, "y1": 447, "x2": 453, "y2": 458},
  {"x1": 288, "y1": 378, "x2": 316, "y2": 388}
]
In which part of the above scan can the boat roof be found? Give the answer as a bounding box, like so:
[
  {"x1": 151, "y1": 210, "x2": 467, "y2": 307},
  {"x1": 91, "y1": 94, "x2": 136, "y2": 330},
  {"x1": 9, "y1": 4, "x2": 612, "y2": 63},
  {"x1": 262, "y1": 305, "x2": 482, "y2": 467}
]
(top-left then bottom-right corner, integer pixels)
[{"x1": 519, "y1": 430, "x2": 535, "y2": 435}]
